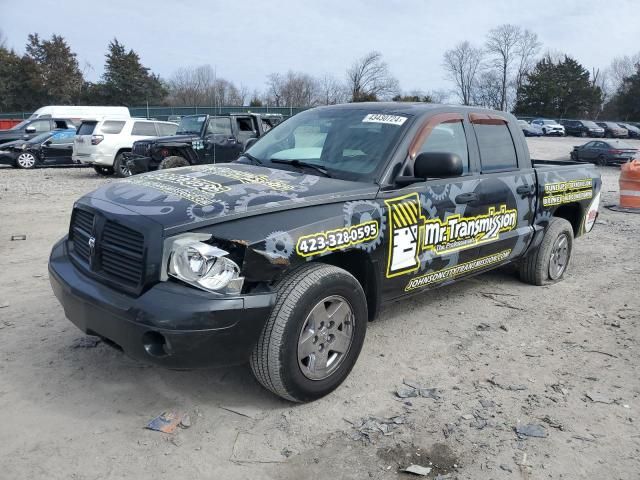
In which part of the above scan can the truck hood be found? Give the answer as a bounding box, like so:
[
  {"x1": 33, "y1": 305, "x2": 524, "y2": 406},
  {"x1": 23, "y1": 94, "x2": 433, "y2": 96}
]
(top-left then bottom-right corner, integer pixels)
[{"x1": 82, "y1": 163, "x2": 378, "y2": 233}]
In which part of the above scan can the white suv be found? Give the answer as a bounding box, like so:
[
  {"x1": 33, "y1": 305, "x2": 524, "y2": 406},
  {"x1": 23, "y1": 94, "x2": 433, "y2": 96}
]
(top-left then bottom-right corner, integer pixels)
[
  {"x1": 530, "y1": 118, "x2": 566, "y2": 136},
  {"x1": 73, "y1": 118, "x2": 178, "y2": 176}
]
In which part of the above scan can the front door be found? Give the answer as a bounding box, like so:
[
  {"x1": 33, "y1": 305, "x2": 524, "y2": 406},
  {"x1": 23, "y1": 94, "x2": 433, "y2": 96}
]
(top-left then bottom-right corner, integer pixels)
[
  {"x1": 203, "y1": 117, "x2": 243, "y2": 164},
  {"x1": 41, "y1": 131, "x2": 75, "y2": 164}
]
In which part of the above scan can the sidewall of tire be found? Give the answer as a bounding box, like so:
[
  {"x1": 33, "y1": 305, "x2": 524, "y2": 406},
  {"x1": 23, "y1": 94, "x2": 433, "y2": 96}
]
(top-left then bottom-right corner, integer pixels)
[
  {"x1": 281, "y1": 272, "x2": 367, "y2": 402},
  {"x1": 113, "y1": 153, "x2": 128, "y2": 177},
  {"x1": 520, "y1": 217, "x2": 574, "y2": 286}
]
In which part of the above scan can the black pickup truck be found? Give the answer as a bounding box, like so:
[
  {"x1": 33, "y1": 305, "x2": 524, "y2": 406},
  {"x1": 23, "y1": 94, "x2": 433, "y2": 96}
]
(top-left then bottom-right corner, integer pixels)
[
  {"x1": 123, "y1": 113, "x2": 282, "y2": 176},
  {"x1": 49, "y1": 103, "x2": 602, "y2": 402}
]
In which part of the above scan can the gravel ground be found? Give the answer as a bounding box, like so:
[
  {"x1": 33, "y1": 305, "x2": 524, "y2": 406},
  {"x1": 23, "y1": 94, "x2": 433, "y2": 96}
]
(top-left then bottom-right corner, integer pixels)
[{"x1": 0, "y1": 137, "x2": 638, "y2": 479}]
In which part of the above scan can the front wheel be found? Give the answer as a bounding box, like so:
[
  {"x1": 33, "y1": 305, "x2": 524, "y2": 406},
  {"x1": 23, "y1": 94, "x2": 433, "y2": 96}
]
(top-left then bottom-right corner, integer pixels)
[
  {"x1": 596, "y1": 155, "x2": 607, "y2": 166},
  {"x1": 159, "y1": 155, "x2": 189, "y2": 170},
  {"x1": 519, "y1": 217, "x2": 574, "y2": 286},
  {"x1": 250, "y1": 263, "x2": 368, "y2": 402},
  {"x1": 16, "y1": 152, "x2": 37, "y2": 169}
]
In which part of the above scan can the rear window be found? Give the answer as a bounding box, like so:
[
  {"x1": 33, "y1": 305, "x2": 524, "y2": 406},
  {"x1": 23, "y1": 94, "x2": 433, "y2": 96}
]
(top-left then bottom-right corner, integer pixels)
[
  {"x1": 156, "y1": 122, "x2": 178, "y2": 136},
  {"x1": 77, "y1": 122, "x2": 97, "y2": 135},
  {"x1": 131, "y1": 122, "x2": 158, "y2": 136},
  {"x1": 100, "y1": 121, "x2": 126, "y2": 134},
  {"x1": 474, "y1": 123, "x2": 518, "y2": 172}
]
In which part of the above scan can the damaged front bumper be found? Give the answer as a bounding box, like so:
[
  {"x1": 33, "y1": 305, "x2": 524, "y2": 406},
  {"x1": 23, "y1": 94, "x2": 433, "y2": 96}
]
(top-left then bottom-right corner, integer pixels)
[
  {"x1": 49, "y1": 238, "x2": 276, "y2": 368},
  {"x1": 124, "y1": 153, "x2": 159, "y2": 175}
]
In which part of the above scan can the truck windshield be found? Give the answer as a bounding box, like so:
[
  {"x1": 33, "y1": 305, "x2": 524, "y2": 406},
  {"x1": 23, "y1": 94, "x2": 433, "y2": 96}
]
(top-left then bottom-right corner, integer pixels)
[
  {"x1": 176, "y1": 116, "x2": 206, "y2": 135},
  {"x1": 245, "y1": 108, "x2": 411, "y2": 182}
]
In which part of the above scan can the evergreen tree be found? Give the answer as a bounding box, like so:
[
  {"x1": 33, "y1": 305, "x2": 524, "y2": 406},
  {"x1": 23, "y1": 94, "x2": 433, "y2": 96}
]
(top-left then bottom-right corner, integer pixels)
[
  {"x1": 101, "y1": 39, "x2": 166, "y2": 106},
  {"x1": 513, "y1": 54, "x2": 603, "y2": 118},
  {"x1": 25, "y1": 33, "x2": 84, "y2": 105}
]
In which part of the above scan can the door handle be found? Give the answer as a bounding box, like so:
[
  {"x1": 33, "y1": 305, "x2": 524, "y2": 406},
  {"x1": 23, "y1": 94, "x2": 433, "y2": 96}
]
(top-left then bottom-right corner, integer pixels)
[
  {"x1": 516, "y1": 184, "x2": 535, "y2": 195},
  {"x1": 455, "y1": 192, "x2": 479, "y2": 204}
]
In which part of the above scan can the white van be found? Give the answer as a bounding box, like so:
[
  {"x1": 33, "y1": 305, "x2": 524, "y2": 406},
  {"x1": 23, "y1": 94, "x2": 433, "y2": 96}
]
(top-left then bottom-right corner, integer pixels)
[
  {"x1": 29, "y1": 106, "x2": 130, "y2": 124},
  {"x1": 73, "y1": 117, "x2": 178, "y2": 176}
]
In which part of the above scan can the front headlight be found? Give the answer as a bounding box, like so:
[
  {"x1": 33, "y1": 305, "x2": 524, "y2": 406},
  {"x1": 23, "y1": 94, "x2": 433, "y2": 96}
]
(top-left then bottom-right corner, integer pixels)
[{"x1": 167, "y1": 237, "x2": 244, "y2": 294}]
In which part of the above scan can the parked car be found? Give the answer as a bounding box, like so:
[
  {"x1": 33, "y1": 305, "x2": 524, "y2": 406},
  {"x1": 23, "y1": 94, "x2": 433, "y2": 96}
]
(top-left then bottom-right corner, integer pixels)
[
  {"x1": 28, "y1": 105, "x2": 130, "y2": 122},
  {"x1": 618, "y1": 123, "x2": 640, "y2": 139},
  {"x1": 125, "y1": 113, "x2": 281, "y2": 175},
  {"x1": 531, "y1": 118, "x2": 565, "y2": 136},
  {"x1": 0, "y1": 128, "x2": 77, "y2": 169},
  {"x1": 73, "y1": 118, "x2": 178, "y2": 176},
  {"x1": 518, "y1": 119, "x2": 543, "y2": 137},
  {"x1": 0, "y1": 118, "x2": 76, "y2": 145},
  {"x1": 49, "y1": 103, "x2": 602, "y2": 402},
  {"x1": 596, "y1": 121, "x2": 628, "y2": 138},
  {"x1": 167, "y1": 115, "x2": 182, "y2": 123},
  {"x1": 570, "y1": 140, "x2": 638, "y2": 165},
  {"x1": 560, "y1": 120, "x2": 605, "y2": 137}
]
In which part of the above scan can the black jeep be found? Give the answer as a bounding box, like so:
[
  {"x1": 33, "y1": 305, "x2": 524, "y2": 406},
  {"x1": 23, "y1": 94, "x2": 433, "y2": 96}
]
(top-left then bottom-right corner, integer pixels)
[{"x1": 122, "y1": 113, "x2": 282, "y2": 177}]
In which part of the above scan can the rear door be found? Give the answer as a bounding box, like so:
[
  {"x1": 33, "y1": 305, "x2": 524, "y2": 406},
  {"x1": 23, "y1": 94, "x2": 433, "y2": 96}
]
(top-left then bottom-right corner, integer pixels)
[
  {"x1": 74, "y1": 121, "x2": 98, "y2": 158},
  {"x1": 469, "y1": 114, "x2": 536, "y2": 262}
]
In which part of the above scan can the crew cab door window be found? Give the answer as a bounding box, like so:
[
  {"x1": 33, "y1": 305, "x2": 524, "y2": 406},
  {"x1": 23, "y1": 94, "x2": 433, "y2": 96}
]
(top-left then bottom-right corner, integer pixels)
[
  {"x1": 474, "y1": 122, "x2": 518, "y2": 172},
  {"x1": 131, "y1": 122, "x2": 158, "y2": 136},
  {"x1": 30, "y1": 120, "x2": 51, "y2": 133},
  {"x1": 416, "y1": 121, "x2": 469, "y2": 174}
]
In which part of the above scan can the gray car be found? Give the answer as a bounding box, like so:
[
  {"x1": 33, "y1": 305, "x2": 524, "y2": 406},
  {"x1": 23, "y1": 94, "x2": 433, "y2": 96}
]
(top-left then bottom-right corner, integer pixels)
[{"x1": 570, "y1": 140, "x2": 638, "y2": 165}]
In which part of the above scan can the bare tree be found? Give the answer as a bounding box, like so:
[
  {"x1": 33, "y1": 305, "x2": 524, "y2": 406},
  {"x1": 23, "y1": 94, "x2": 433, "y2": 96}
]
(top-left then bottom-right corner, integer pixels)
[
  {"x1": 346, "y1": 51, "x2": 400, "y2": 101},
  {"x1": 443, "y1": 41, "x2": 483, "y2": 105},
  {"x1": 265, "y1": 71, "x2": 318, "y2": 107},
  {"x1": 0, "y1": 29, "x2": 6, "y2": 49},
  {"x1": 316, "y1": 74, "x2": 346, "y2": 105},
  {"x1": 607, "y1": 52, "x2": 640, "y2": 93},
  {"x1": 514, "y1": 29, "x2": 541, "y2": 93},
  {"x1": 485, "y1": 24, "x2": 522, "y2": 111},
  {"x1": 472, "y1": 70, "x2": 503, "y2": 109}
]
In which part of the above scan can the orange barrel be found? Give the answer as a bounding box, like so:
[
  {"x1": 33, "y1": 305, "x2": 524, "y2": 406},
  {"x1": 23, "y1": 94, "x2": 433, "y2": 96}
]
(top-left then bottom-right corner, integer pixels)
[{"x1": 619, "y1": 160, "x2": 640, "y2": 209}]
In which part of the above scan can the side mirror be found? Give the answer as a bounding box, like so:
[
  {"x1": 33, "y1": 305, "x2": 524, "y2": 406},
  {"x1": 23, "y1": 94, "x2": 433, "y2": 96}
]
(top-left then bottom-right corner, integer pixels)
[
  {"x1": 243, "y1": 137, "x2": 258, "y2": 152},
  {"x1": 25, "y1": 126, "x2": 36, "y2": 134},
  {"x1": 414, "y1": 152, "x2": 463, "y2": 179},
  {"x1": 43, "y1": 139, "x2": 52, "y2": 146}
]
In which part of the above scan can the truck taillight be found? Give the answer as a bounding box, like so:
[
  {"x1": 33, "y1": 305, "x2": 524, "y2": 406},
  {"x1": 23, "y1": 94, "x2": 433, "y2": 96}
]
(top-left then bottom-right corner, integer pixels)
[{"x1": 91, "y1": 135, "x2": 104, "y2": 145}]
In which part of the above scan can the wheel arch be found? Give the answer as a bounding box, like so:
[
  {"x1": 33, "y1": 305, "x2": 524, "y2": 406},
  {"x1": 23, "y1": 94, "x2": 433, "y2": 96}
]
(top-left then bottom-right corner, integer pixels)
[
  {"x1": 313, "y1": 250, "x2": 380, "y2": 321},
  {"x1": 553, "y1": 203, "x2": 583, "y2": 236}
]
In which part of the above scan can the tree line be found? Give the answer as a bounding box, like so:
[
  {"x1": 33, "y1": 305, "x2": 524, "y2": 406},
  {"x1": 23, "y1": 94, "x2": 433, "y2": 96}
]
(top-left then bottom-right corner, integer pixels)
[{"x1": 0, "y1": 28, "x2": 638, "y2": 120}]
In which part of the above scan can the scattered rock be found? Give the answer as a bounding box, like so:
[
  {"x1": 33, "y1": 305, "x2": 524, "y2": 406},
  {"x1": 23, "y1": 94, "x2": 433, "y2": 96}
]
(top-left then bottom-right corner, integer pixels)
[
  {"x1": 585, "y1": 392, "x2": 614, "y2": 404},
  {"x1": 10, "y1": 235, "x2": 27, "y2": 241},
  {"x1": 476, "y1": 323, "x2": 490, "y2": 331},
  {"x1": 350, "y1": 415, "x2": 407, "y2": 443},
  {"x1": 515, "y1": 424, "x2": 547, "y2": 438},
  {"x1": 0, "y1": 303, "x2": 9, "y2": 308},
  {"x1": 71, "y1": 336, "x2": 101, "y2": 348},
  {"x1": 470, "y1": 419, "x2": 488, "y2": 430},
  {"x1": 499, "y1": 324, "x2": 509, "y2": 332},
  {"x1": 220, "y1": 405, "x2": 265, "y2": 420},
  {"x1": 179, "y1": 414, "x2": 191, "y2": 428},
  {"x1": 479, "y1": 399, "x2": 495, "y2": 409},
  {"x1": 403, "y1": 464, "x2": 432, "y2": 476},
  {"x1": 460, "y1": 414, "x2": 474, "y2": 420},
  {"x1": 397, "y1": 385, "x2": 419, "y2": 398},
  {"x1": 488, "y1": 377, "x2": 527, "y2": 391},
  {"x1": 397, "y1": 380, "x2": 442, "y2": 400},
  {"x1": 500, "y1": 464, "x2": 513, "y2": 473},
  {"x1": 540, "y1": 415, "x2": 564, "y2": 430}
]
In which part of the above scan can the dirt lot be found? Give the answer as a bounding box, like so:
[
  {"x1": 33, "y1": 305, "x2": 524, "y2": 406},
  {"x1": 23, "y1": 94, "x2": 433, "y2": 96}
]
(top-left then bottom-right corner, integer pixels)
[{"x1": 1, "y1": 136, "x2": 639, "y2": 479}]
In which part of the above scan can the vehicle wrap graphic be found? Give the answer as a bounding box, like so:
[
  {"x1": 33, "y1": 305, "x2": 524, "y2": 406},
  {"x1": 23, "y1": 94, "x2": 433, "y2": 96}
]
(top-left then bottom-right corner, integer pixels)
[
  {"x1": 405, "y1": 249, "x2": 511, "y2": 291},
  {"x1": 385, "y1": 193, "x2": 517, "y2": 278},
  {"x1": 542, "y1": 178, "x2": 593, "y2": 207},
  {"x1": 124, "y1": 172, "x2": 230, "y2": 205},
  {"x1": 195, "y1": 165, "x2": 296, "y2": 192},
  {"x1": 296, "y1": 220, "x2": 379, "y2": 257}
]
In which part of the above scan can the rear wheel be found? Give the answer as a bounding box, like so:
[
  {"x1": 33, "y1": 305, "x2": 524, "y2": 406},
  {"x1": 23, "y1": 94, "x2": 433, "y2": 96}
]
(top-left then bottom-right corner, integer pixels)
[
  {"x1": 159, "y1": 155, "x2": 190, "y2": 170},
  {"x1": 16, "y1": 152, "x2": 37, "y2": 169},
  {"x1": 581, "y1": 131, "x2": 588, "y2": 138},
  {"x1": 519, "y1": 217, "x2": 574, "y2": 286},
  {"x1": 113, "y1": 153, "x2": 131, "y2": 177},
  {"x1": 596, "y1": 154, "x2": 607, "y2": 166},
  {"x1": 93, "y1": 165, "x2": 114, "y2": 176},
  {"x1": 250, "y1": 263, "x2": 368, "y2": 402}
]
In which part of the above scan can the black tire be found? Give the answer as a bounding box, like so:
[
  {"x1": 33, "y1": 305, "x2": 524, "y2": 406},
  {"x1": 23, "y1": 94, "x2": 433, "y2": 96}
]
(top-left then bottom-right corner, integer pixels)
[
  {"x1": 250, "y1": 263, "x2": 368, "y2": 402},
  {"x1": 570, "y1": 152, "x2": 578, "y2": 161},
  {"x1": 519, "y1": 217, "x2": 574, "y2": 286},
  {"x1": 113, "y1": 153, "x2": 131, "y2": 178},
  {"x1": 581, "y1": 131, "x2": 587, "y2": 138},
  {"x1": 15, "y1": 152, "x2": 37, "y2": 169},
  {"x1": 93, "y1": 165, "x2": 114, "y2": 176},
  {"x1": 159, "y1": 156, "x2": 190, "y2": 170},
  {"x1": 596, "y1": 155, "x2": 607, "y2": 166}
]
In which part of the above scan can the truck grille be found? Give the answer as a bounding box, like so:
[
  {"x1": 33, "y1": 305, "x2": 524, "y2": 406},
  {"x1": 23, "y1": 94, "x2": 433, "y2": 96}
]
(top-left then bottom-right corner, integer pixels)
[
  {"x1": 69, "y1": 208, "x2": 146, "y2": 290},
  {"x1": 132, "y1": 141, "x2": 150, "y2": 156}
]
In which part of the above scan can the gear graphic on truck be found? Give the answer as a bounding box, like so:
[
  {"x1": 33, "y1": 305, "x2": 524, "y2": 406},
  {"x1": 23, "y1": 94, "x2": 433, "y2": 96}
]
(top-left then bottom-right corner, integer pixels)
[
  {"x1": 186, "y1": 201, "x2": 230, "y2": 221},
  {"x1": 265, "y1": 231, "x2": 295, "y2": 259},
  {"x1": 234, "y1": 191, "x2": 298, "y2": 212},
  {"x1": 343, "y1": 200, "x2": 386, "y2": 252}
]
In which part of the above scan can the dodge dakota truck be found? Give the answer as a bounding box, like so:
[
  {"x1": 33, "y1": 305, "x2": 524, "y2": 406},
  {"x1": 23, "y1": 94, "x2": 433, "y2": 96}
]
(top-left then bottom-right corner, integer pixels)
[
  {"x1": 49, "y1": 103, "x2": 602, "y2": 402},
  {"x1": 124, "y1": 113, "x2": 282, "y2": 175}
]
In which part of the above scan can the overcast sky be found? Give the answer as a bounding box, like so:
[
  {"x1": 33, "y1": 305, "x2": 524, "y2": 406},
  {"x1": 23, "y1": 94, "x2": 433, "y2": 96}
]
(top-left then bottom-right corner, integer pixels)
[{"x1": 1, "y1": 0, "x2": 638, "y2": 96}]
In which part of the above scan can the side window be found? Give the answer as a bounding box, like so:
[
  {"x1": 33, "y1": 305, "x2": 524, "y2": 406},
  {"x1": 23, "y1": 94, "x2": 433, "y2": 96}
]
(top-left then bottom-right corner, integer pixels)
[
  {"x1": 474, "y1": 122, "x2": 518, "y2": 172},
  {"x1": 206, "y1": 118, "x2": 232, "y2": 136},
  {"x1": 100, "y1": 121, "x2": 126, "y2": 134},
  {"x1": 50, "y1": 131, "x2": 74, "y2": 144},
  {"x1": 31, "y1": 120, "x2": 51, "y2": 132},
  {"x1": 156, "y1": 122, "x2": 178, "y2": 136},
  {"x1": 131, "y1": 122, "x2": 158, "y2": 136},
  {"x1": 417, "y1": 121, "x2": 470, "y2": 174},
  {"x1": 236, "y1": 117, "x2": 255, "y2": 132}
]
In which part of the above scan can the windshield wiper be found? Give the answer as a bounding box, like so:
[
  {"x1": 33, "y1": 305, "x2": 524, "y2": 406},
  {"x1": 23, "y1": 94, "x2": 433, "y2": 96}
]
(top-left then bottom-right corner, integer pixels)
[
  {"x1": 270, "y1": 158, "x2": 331, "y2": 178},
  {"x1": 242, "y1": 152, "x2": 263, "y2": 165}
]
